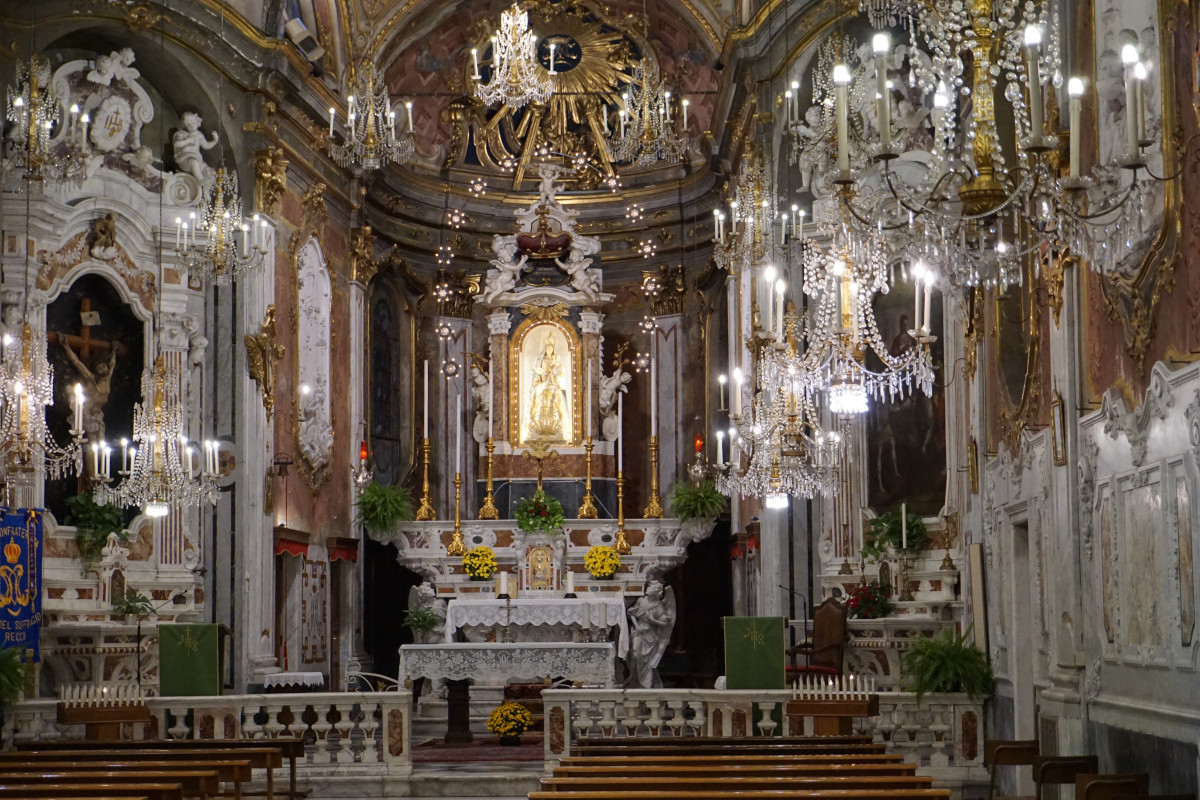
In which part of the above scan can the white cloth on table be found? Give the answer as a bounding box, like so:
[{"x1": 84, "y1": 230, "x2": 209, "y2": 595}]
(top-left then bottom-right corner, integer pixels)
[
  {"x1": 443, "y1": 597, "x2": 630, "y2": 658},
  {"x1": 399, "y1": 642, "x2": 616, "y2": 687},
  {"x1": 263, "y1": 671, "x2": 325, "y2": 688}
]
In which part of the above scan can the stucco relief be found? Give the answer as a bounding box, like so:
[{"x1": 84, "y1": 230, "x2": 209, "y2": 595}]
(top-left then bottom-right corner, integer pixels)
[
  {"x1": 1122, "y1": 477, "x2": 1164, "y2": 654},
  {"x1": 295, "y1": 237, "x2": 334, "y2": 489},
  {"x1": 1100, "y1": 363, "x2": 1175, "y2": 467}
]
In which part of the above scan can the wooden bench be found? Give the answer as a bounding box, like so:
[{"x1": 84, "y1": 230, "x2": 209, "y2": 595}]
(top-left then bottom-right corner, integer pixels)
[
  {"x1": 0, "y1": 771, "x2": 219, "y2": 800},
  {"x1": 0, "y1": 783, "x2": 183, "y2": 800},
  {"x1": 0, "y1": 760, "x2": 251, "y2": 799},
  {"x1": 552, "y1": 763, "x2": 920, "y2": 778},
  {"x1": 528, "y1": 790, "x2": 951, "y2": 800},
  {"x1": 14, "y1": 738, "x2": 304, "y2": 800},
  {"x1": 559, "y1": 753, "x2": 906, "y2": 766},
  {"x1": 539, "y1": 776, "x2": 936, "y2": 792},
  {"x1": 568, "y1": 743, "x2": 888, "y2": 757},
  {"x1": 574, "y1": 735, "x2": 876, "y2": 747},
  {"x1": 1076, "y1": 773, "x2": 1150, "y2": 800}
]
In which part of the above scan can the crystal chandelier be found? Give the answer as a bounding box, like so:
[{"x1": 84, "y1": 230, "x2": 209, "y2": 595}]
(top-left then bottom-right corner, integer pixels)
[
  {"x1": 3, "y1": 55, "x2": 87, "y2": 188},
  {"x1": 473, "y1": 2, "x2": 552, "y2": 109},
  {"x1": 0, "y1": 322, "x2": 86, "y2": 482},
  {"x1": 328, "y1": 61, "x2": 416, "y2": 170},
  {"x1": 606, "y1": 57, "x2": 689, "y2": 166},
  {"x1": 94, "y1": 355, "x2": 218, "y2": 517},
  {"x1": 789, "y1": 1, "x2": 1166, "y2": 289},
  {"x1": 713, "y1": 147, "x2": 774, "y2": 277},
  {"x1": 178, "y1": 167, "x2": 267, "y2": 284}
]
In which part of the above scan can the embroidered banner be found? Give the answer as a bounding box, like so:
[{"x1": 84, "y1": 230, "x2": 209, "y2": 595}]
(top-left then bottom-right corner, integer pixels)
[{"x1": 0, "y1": 508, "x2": 43, "y2": 660}]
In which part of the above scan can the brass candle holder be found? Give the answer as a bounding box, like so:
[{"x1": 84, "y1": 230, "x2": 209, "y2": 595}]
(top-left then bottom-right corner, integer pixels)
[
  {"x1": 614, "y1": 471, "x2": 630, "y2": 554},
  {"x1": 577, "y1": 436, "x2": 598, "y2": 518},
  {"x1": 478, "y1": 437, "x2": 499, "y2": 520},
  {"x1": 447, "y1": 471, "x2": 465, "y2": 556},
  {"x1": 415, "y1": 437, "x2": 436, "y2": 521},
  {"x1": 643, "y1": 435, "x2": 664, "y2": 518},
  {"x1": 898, "y1": 552, "x2": 915, "y2": 602}
]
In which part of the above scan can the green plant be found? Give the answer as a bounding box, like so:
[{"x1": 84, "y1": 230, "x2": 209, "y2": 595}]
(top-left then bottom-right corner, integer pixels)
[
  {"x1": 402, "y1": 605, "x2": 441, "y2": 634},
  {"x1": 486, "y1": 701, "x2": 534, "y2": 736},
  {"x1": 846, "y1": 581, "x2": 894, "y2": 619},
  {"x1": 112, "y1": 588, "x2": 154, "y2": 618},
  {"x1": 515, "y1": 489, "x2": 564, "y2": 534},
  {"x1": 862, "y1": 507, "x2": 929, "y2": 563},
  {"x1": 355, "y1": 482, "x2": 414, "y2": 534},
  {"x1": 669, "y1": 481, "x2": 727, "y2": 521},
  {"x1": 902, "y1": 626, "x2": 995, "y2": 703},
  {"x1": 64, "y1": 493, "x2": 127, "y2": 575},
  {"x1": 0, "y1": 646, "x2": 25, "y2": 710}
]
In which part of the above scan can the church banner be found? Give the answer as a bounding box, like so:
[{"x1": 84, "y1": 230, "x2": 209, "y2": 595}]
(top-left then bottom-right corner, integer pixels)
[{"x1": 0, "y1": 508, "x2": 43, "y2": 660}]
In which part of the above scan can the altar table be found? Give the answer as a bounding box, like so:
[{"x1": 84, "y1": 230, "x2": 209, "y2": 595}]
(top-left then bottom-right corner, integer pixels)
[
  {"x1": 443, "y1": 597, "x2": 631, "y2": 658},
  {"x1": 399, "y1": 642, "x2": 616, "y2": 744}
]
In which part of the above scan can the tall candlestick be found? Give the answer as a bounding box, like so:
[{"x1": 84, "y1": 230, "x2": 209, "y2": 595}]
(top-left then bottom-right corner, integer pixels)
[
  {"x1": 1068, "y1": 78, "x2": 1083, "y2": 178},
  {"x1": 833, "y1": 64, "x2": 851, "y2": 173},
  {"x1": 617, "y1": 393, "x2": 624, "y2": 472},
  {"x1": 586, "y1": 358, "x2": 593, "y2": 437},
  {"x1": 455, "y1": 393, "x2": 462, "y2": 476},
  {"x1": 423, "y1": 360, "x2": 430, "y2": 439},
  {"x1": 650, "y1": 356, "x2": 657, "y2": 435},
  {"x1": 488, "y1": 357, "x2": 494, "y2": 439}
]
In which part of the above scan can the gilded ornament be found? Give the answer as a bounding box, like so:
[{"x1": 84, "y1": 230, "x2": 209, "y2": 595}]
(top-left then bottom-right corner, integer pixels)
[
  {"x1": 350, "y1": 226, "x2": 376, "y2": 284},
  {"x1": 244, "y1": 305, "x2": 286, "y2": 422},
  {"x1": 519, "y1": 302, "x2": 570, "y2": 321},
  {"x1": 253, "y1": 146, "x2": 288, "y2": 218}
]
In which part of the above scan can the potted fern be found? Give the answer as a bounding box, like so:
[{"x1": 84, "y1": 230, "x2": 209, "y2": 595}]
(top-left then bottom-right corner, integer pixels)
[
  {"x1": 863, "y1": 507, "x2": 929, "y2": 563},
  {"x1": 355, "y1": 481, "x2": 415, "y2": 535},
  {"x1": 402, "y1": 606, "x2": 442, "y2": 637},
  {"x1": 0, "y1": 646, "x2": 25, "y2": 713},
  {"x1": 65, "y1": 493, "x2": 126, "y2": 576},
  {"x1": 669, "y1": 480, "x2": 727, "y2": 521},
  {"x1": 112, "y1": 588, "x2": 154, "y2": 621},
  {"x1": 902, "y1": 626, "x2": 994, "y2": 703}
]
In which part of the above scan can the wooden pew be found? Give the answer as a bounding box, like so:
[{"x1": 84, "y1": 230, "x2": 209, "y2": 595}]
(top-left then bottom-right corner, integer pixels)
[
  {"x1": 9, "y1": 742, "x2": 296, "y2": 800},
  {"x1": 559, "y1": 753, "x2": 906, "y2": 766},
  {"x1": 574, "y1": 735, "x2": 876, "y2": 747},
  {"x1": 0, "y1": 760, "x2": 250, "y2": 800},
  {"x1": 539, "y1": 775, "x2": 936, "y2": 792},
  {"x1": 528, "y1": 791, "x2": 951, "y2": 800},
  {"x1": 0, "y1": 783, "x2": 183, "y2": 800},
  {"x1": 567, "y1": 743, "x2": 888, "y2": 757},
  {"x1": 0, "y1": 771, "x2": 219, "y2": 800},
  {"x1": 13, "y1": 738, "x2": 304, "y2": 800},
  {"x1": 551, "y1": 763, "x2": 920, "y2": 778}
]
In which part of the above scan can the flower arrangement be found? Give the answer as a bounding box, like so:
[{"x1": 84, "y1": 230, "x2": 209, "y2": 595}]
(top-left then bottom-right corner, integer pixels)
[
  {"x1": 462, "y1": 545, "x2": 497, "y2": 580},
  {"x1": 515, "y1": 489, "x2": 564, "y2": 534},
  {"x1": 846, "y1": 581, "x2": 894, "y2": 620},
  {"x1": 584, "y1": 545, "x2": 620, "y2": 578},
  {"x1": 486, "y1": 701, "x2": 534, "y2": 737}
]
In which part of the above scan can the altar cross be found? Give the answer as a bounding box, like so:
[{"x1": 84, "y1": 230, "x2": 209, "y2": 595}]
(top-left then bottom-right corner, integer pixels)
[{"x1": 521, "y1": 439, "x2": 559, "y2": 489}]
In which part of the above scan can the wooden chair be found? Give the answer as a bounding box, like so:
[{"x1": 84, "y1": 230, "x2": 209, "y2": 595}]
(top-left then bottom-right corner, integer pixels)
[
  {"x1": 786, "y1": 597, "x2": 848, "y2": 684},
  {"x1": 1033, "y1": 755, "x2": 1099, "y2": 800},
  {"x1": 1075, "y1": 773, "x2": 1149, "y2": 800},
  {"x1": 984, "y1": 739, "x2": 1039, "y2": 800}
]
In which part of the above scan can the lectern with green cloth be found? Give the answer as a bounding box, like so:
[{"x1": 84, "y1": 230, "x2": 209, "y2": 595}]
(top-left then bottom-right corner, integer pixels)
[
  {"x1": 723, "y1": 616, "x2": 786, "y2": 688},
  {"x1": 159, "y1": 624, "x2": 229, "y2": 696}
]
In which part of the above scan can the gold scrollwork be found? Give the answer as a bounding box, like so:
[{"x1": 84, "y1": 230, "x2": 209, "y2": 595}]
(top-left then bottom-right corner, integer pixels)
[
  {"x1": 253, "y1": 146, "x2": 288, "y2": 218},
  {"x1": 350, "y1": 226, "x2": 376, "y2": 284},
  {"x1": 245, "y1": 305, "x2": 285, "y2": 422}
]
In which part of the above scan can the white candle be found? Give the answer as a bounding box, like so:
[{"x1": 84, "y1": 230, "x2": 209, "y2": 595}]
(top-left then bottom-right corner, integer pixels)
[
  {"x1": 682, "y1": 98, "x2": 689, "y2": 129},
  {"x1": 873, "y1": 33, "x2": 891, "y2": 151},
  {"x1": 488, "y1": 357, "x2": 494, "y2": 439},
  {"x1": 912, "y1": 266, "x2": 922, "y2": 330},
  {"x1": 650, "y1": 355, "x2": 657, "y2": 436},
  {"x1": 798, "y1": 210, "x2": 805, "y2": 241},
  {"x1": 500, "y1": 570, "x2": 508, "y2": 596},
  {"x1": 120, "y1": 438, "x2": 129, "y2": 473},
  {"x1": 1024, "y1": 26, "x2": 1043, "y2": 140},
  {"x1": 328, "y1": 107, "x2": 335, "y2": 137},
  {"x1": 175, "y1": 218, "x2": 182, "y2": 249},
  {"x1": 566, "y1": 570, "x2": 575, "y2": 594},
  {"x1": 774, "y1": 279, "x2": 786, "y2": 340},
  {"x1": 901, "y1": 502, "x2": 907, "y2": 550},
  {"x1": 406, "y1": 101, "x2": 414, "y2": 133},
  {"x1": 185, "y1": 445, "x2": 194, "y2": 476},
  {"x1": 90, "y1": 443, "x2": 99, "y2": 477},
  {"x1": 423, "y1": 360, "x2": 429, "y2": 439},
  {"x1": 1121, "y1": 44, "x2": 1140, "y2": 155},
  {"x1": 1068, "y1": 78, "x2": 1083, "y2": 177},
  {"x1": 732, "y1": 368, "x2": 742, "y2": 418},
  {"x1": 716, "y1": 431, "x2": 724, "y2": 468},
  {"x1": 471, "y1": 48, "x2": 480, "y2": 79},
  {"x1": 664, "y1": 91, "x2": 672, "y2": 122},
  {"x1": 549, "y1": 43, "x2": 556, "y2": 74},
  {"x1": 596, "y1": 601, "x2": 607, "y2": 627},
  {"x1": 923, "y1": 279, "x2": 933, "y2": 334},
  {"x1": 586, "y1": 358, "x2": 593, "y2": 438},
  {"x1": 1134, "y1": 62, "x2": 1147, "y2": 142},
  {"x1": 455, "y1": 393, "x2": 462, "y2": 476},
  {"x1": 833, "y1": 64, "x2": 851, "y2": 173},
  {"x1": 617, "y1": 393, "x2": 624, "y2": 472},
  {"x1": 619, "y1": 109, "x2": 626, "y2": 138}
]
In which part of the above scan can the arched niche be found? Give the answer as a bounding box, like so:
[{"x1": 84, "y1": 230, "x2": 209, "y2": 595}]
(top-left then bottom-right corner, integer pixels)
[
  {"x1": 294, "y1": 236, "x2": 334, "y2": 490},
  {"x1": 508, "y1": 317, "x2": 581, "y2": 447}
]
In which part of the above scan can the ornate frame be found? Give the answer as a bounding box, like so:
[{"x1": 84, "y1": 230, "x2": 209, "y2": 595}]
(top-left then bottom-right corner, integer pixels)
[
  {"x1": 508, "y1": 316, "x2": 582, "y2": 448},
  {"x1": 995, "y1": 256, "x2": 1043, "y2": 457},
  {"x1": 287, "y1": 183, "x2": 333, "y2": 492}
]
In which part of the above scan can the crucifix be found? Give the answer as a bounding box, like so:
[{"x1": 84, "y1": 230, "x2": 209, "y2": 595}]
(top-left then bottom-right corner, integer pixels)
[
  {"x1": 47, "y1": 298, "x2": 127, "y2": 443},
  {"x1": 521, "y1": 439, "x2": 559, "y2": 490}
]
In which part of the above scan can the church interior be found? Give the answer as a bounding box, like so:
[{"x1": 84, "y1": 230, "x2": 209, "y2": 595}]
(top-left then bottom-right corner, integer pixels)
[{"x1": 0, "y1": 0, "x2": 1198, "y2": 797}]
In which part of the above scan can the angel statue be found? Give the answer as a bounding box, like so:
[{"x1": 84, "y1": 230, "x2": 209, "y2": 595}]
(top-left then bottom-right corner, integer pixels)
[
  {"x1": 172, "y1": 111, "x2": 219, "y2": 183},
  {"x1": 469, "y1": 360, "x2": 491, "y2": 443},
  {"x1": 598, "y1": 367, "x2": 631, "y2": 442},
  {"x1": 244, "y1": 305, "x2": 286, "y2": 421},
  {"x1": 625, "y1": 580, "x2": 677, "y2": 688}
]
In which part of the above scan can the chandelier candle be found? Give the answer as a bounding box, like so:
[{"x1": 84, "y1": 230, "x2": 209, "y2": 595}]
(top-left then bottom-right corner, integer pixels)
[
  {"x1": 1068, "y1": 78, "x2": 1083, "y2": 178},
  {"x1": 901, "y1": 501, "x2": 907, "y2": 549},
  {"x1": 716, "y1": 430, "x2": 725, "y2": 468},
  {"x1": 1024, "y1": 26, "x2": 1043, "y2": 141},
  {"x1": 775, "y1": 279, "x2": 786, "y2": 340},
  {"x1": 1133, "y1": 62, "x2": 1147, "y2": 143},
  {"x1": 682, "y1": 98, "x2": 689, "y2": 129},
  {"x1": 471, "y1": 48, "x2": 480, "y2": 80},
  {"x1": 833, "y1": 64, "x2": 852, "y2": 174},
  {"x1": 1121, "y1": 44, "x2": 1140, "y2": 156},
  {"x1": 873, "y1": 33, "x2": 891, "y2": 153}
]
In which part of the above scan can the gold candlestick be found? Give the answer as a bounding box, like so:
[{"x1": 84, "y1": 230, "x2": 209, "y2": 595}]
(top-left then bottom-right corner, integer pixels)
[
  {"x1": 643, "y1": 435, "x2": 664, "y2": 518},
  {"x1": 615, "y1": 471, "x2": 630, "y2": 554},
  {"x1": 478, "y1": 438, "x2": 499, "y2": 520},
  {"x1": 577, "y1": 436, "x2": 598, "y2": 518},
  {"x1": 898, "y1": 553, "x2": 914, "y2": 602},
  {"x1": 415, "y1": 437, "x2": 436, "y2": 521},
  {"x1": 447, "y1": 472, "x2": 465, "y2": 555}
]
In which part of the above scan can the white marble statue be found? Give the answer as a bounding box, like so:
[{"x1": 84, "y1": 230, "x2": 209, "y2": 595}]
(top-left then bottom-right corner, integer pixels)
[
  {"x1": 625, "y1": 580, "x2": 676, "y2": 689},
  {"x1": 172, "y1": 111, "x2": 219, "y2": 183},
  {"x1": 599, "y1": 367, "x2": 631, "y2": 442},
  {"x1": 298, "y1": 379, "x2": 335, "y2": 472},
  {"x1": 482, "y1": 233, "x2": 527, "y2": 303},
  {"x1": 87, "y1": 48, "x2": 139, "y2": 86},
  {"x1": 407, "y1": 582, "x2": 447, "y2": 644},
  {"x1": 469, "y1": 361, "x2": 491, "y2": 443},
  {"x1": 555, "y1": 234, "x2": 601, "y2": 300}
]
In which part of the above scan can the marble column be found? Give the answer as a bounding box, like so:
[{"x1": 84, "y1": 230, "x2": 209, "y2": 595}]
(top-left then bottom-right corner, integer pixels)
[
  {"x1": 344, "y1": 264, "x2": 369, "y2": 671},
  {"x1": 488, "y1": 312, "x2": 512, "y2": 446}
]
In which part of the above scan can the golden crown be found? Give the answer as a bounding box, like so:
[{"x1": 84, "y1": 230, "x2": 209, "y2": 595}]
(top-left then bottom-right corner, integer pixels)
[{"x1": 3, "y1": 539, "x2": 19, "y2": 564}]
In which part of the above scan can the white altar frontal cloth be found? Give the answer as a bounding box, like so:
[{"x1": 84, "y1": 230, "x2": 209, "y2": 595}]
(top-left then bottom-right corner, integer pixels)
[
  {"x1": 399, "y1": 642, "x2": 616, "y2": 687},
  {"x1": 443, "y1": 597, "x2": 630, "y2": 658}
]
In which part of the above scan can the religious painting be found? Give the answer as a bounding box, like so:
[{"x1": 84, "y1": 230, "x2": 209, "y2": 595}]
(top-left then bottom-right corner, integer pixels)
[
  {"x1": 43, "y1": 274, "x2": 144, "y2": 519},
  {"x1": 1176, "y1": 474, "x2": 1195, "y2": 647},
  {"x1": 294, "y1": 237, "x2": 334, "y2": 489},
  {"x1": 1123, "y1": 478, "x2": 1164, "y2": 649},
  {"x1": 511, "y1": 319, "x2": 578, "y2": 446},
  {"x1": 865, "y1": 278, "x2": 945, "y2": 515}
]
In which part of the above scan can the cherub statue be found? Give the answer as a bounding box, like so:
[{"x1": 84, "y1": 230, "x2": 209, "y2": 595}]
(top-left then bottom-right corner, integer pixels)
[
  {"x1": 598, "y1": 367, "x2": 631, "y2": 442},
  {"x1": 469, "y1": 361, "x2": 491, "y2": 443},
  {"x1": 90, "y1": 214, "x2": 118, "y2": 261},
  {"x1": 172, "y1": 111, "x2": 219, "y2": 183},
  {"x1": 625, "y1": 580, "x2": 677, "y2": 689},
  {"x1": 482, "y1": 233, "x2": 527, "y2": 303}
]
